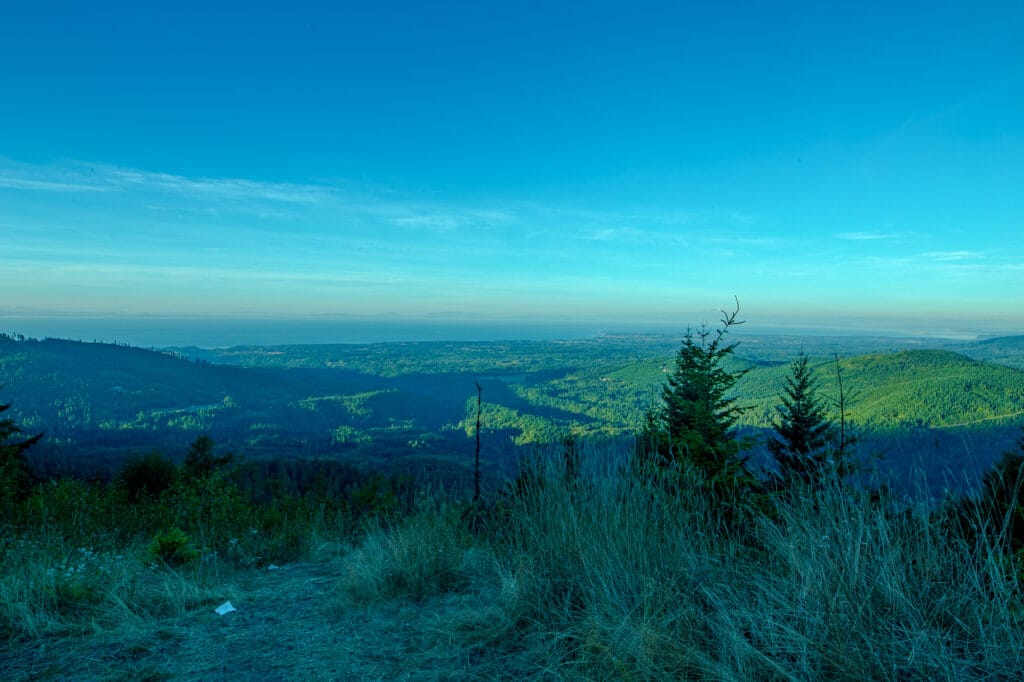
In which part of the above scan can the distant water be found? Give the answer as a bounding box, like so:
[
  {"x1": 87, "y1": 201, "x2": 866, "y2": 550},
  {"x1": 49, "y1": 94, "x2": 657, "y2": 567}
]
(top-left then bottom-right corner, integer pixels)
[
  {"x1": 2, "y1": 315, "x2": 1004, "y2": 349},
  {"x1": 0, "y1": 316, "x2": 619, "y2": 349}
]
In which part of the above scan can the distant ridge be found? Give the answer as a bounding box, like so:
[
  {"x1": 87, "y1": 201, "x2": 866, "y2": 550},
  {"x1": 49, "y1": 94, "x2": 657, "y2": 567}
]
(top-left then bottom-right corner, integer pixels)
[
  {"x1": 976, "y1": 334, "x2": 1024, "y2": 347},
  {"x1": 955, "y1": 335, "x2": 1024, "y2": 370},
  {"x1": 3, "y1": 337, "x2": 1023, "y2": 492}
]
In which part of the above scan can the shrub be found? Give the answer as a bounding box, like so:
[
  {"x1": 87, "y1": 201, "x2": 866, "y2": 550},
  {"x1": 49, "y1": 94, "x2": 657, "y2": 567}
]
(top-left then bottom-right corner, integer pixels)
[
  {"x1": 116, "y1": 451, "x2": 178, "y2": 504},
  {"x1": 147, "y1": 527, "x2": 199, "y2": 566},
  {"x1": 344, "y1": 472, "x2": 411, "y2": 520},
  {"x1": 22, "y1": 478, "x2": 113, "y2": 539}
]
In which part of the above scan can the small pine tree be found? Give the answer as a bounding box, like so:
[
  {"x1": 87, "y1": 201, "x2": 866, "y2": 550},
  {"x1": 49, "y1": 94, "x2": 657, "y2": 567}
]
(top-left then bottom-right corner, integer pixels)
[
  {"x1": 768, "y1": 351, "x2": 838, "y2": 486},
  {"x1": 636, "y1": 299, "x2": 757, "y2": 495},
  {"x1": 183, "y1": 435, "x2": 232, "y2": 479},
  {"x1": 0, "y1": 397, "x2": 43, "y2": 503},
  {"x1": 974, "y1": 431, "x2": 1024, "y2": 554}
]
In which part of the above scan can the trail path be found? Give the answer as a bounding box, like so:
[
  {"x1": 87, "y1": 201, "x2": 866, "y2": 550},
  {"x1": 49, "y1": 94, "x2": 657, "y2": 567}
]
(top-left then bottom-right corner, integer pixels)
[
  {"x1": 934, "y1": 409, "x2": 1024, "y2": 429},
  {"x1": 6, "y1": 560, "x2": 489, "y2": 681}
]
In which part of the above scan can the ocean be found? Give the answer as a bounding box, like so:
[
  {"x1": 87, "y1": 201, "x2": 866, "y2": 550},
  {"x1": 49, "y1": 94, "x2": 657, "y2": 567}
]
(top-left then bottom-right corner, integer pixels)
[{"x1": 0, "y1": 316, "x2": 618, "y2": 348}]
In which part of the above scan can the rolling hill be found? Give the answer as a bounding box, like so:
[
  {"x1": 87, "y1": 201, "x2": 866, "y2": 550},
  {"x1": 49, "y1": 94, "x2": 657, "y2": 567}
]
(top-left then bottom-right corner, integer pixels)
[
  {"x1": 735, "y1": 349, "x2": 1024, "y2": 430},
  {"x1": 957, "y1": 334, "x2": 1024, "y2": 370},
  {"x1": 2, "y1": 333, "x2": 1022, "y2": 492}
]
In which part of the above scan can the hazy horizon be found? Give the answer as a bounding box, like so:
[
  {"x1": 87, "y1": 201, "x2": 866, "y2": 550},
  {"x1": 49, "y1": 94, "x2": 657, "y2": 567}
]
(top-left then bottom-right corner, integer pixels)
[
  {"x1": 2, "y1": 311, "x2": 1018, "y2": 349},
  {"x1": 2, "y1": 3, "x2": 1021, "y2": 328}
]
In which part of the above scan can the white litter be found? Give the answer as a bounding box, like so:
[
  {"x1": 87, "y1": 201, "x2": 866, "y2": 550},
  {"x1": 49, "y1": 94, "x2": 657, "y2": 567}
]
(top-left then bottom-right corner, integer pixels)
[
  {"x1": 267, "y1": 564, "x2": 279, "y2": 570},
  {"x1": 215, "y1": 601, "x2": 237, "y2": 615}
]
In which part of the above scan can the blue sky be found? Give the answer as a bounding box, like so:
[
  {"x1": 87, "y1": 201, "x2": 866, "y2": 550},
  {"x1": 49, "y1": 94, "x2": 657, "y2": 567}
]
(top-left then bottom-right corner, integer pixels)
[{"x1": 2, "y1": 1, "x2": 1023, "y2": 337}]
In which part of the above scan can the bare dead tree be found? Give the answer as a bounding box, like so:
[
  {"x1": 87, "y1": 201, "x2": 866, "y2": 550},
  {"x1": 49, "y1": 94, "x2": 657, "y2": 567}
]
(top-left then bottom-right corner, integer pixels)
[
  {"x1": 473, "y1": 379, "x2": 482, "y2": 503},
  {"x1": 832, "y1": 353, "x2": 859, "y2": 474}
]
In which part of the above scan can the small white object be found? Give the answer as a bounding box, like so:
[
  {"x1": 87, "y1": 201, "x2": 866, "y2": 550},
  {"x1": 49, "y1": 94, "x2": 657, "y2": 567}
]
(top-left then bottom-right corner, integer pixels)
[
  {"x1": 215, "y1": 601, "x2": 237, "y2": 615},
  {"x1": 267, "y1": 564, "x2": 279, "y2": 570}
]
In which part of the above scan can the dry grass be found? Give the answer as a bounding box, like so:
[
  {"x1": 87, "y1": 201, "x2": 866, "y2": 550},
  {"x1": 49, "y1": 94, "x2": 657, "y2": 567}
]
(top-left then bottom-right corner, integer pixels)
[
  {"x1": 334, "y1": 498, "x2": 483, "y2": 606},
  {"x1": 5, "y1": 445, "x2": 1024, "y2": 679},
  {"x1": 336, "y1": 448, "x2": 1024, "y2": 679}
]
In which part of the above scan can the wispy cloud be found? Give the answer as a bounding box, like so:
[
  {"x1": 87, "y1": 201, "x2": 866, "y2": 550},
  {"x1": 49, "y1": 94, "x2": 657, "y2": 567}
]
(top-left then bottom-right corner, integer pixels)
[
  {"x1": 700, "y1": 234, "x2": 788, "y2": 247},
  {"x1": 581, "y1": 226, "x2": 689, "y2": 246},
  {"x1": 2, "y1": 157, "x2": 821, "y2": 315},
  {"x1": 0, "y1": 176, "x2": 114, "y2": 193},
  {"x1": 1, "y1": 159, "x2": 763, "y2": 247},
  {"x1": 94, "y1": 165, "x2": 334, "y2": 204},
  {"x1": 835, "y1": 231, "x2": 902, "y2": 241},
  {"x1": 922, "y1": 250, "x2": 985, "y2": 262},
  {"x1": 573, "y1": 222, "x2": 779, "y2": 249},
  {"x1": 0, "y1": 158, "x2": 334, "y2": 204},
  {"x1": 388, "y1": 207, "x2": 515, "y2": 231}
]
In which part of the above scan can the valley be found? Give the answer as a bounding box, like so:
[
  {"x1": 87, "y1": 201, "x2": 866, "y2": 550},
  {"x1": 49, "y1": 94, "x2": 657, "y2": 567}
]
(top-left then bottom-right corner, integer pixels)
[{"x1": 2, "y1": 330, "x2": 1023, "y2": 495}]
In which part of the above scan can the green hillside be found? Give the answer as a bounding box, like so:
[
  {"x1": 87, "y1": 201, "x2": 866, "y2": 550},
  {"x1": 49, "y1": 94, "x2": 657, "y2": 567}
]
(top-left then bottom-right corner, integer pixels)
[
  {"x1": 838, "y1": 350, "x2": 1024, "y2": 428},
  {"x1": 957, "y1": 335, "x2": 1024, "y2": 370},
  {"x1": 3, "y1": 334, "x2": 1023, "y2": 488},
  {"x1": 735, "y1": 349, "x2": 1024, "y2": 431},
  {"x1": 0, "y1": 336, "x2": 445, "y2": 476}
]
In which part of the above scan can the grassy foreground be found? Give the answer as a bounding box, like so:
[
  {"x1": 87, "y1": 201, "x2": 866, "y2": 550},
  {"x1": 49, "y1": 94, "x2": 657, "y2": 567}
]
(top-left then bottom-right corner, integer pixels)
[
  {"x1": 335, "y1": 451, "x2": 1024, "y2": 679},
  {"x1": 3, "y1": 446, "x2": 1024, "y2": 679}
]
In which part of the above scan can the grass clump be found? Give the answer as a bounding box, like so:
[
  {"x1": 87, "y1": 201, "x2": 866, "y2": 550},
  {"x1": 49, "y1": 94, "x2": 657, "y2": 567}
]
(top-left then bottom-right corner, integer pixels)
[
  {"x1": 336, "y1": 497, "x2": 480, "y2": 605},
  {"x1": 5, "y1": 429, "x2": 1024, "y2": 679},
  {"x1": 332, "y1": 443, "x2": 1024, "y2": 679}
]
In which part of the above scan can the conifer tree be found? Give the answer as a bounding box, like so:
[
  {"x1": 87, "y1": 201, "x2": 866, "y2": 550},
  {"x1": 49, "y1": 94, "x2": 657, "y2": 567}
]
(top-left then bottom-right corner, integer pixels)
[
  {"x1": 768, "y1": 351, "x2": 837, "y2": 486},
  {"x1": 637, "y1": 299, "x2": 756, "y2": 494},
  {"x1": 972, "y1": 431, "x2": 1024, "y2": 554},
  {"x1": 1, "y1": 397, "x2": 43, "y2": 503},
  {"x1": 183, "y1": 434, "x2": 232, "y2": 479}
]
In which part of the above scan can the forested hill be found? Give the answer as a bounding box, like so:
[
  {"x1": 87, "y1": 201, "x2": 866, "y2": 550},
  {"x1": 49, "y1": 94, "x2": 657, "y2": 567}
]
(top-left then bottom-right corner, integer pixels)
[
  {"x1": 838, "y1": 350, "x2": 1024, "y2": 428},
  {"x1": 0, "y1": 335, "x2": 405, "y2": 476},
  {"x1": 737, "y1": 349, "x2": 1024, "y2": 430},
  {"x1": 956, "y1": 335, "x2": 1024, "y2": 370},
  {"x1": 1, "y1": 334, "x2": 1022, "y2": 490}
]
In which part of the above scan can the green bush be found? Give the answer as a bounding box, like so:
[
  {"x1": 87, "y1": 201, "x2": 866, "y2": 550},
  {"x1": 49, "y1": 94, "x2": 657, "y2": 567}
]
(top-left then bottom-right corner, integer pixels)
[
  {"x1": 116, "y1": 451, "x2": 178, "y2": 504},
  {"x1": 147, "y1": 527, "x2": 199, "y2": 566},
  {"x1": 22, "y1": 478, "x2": 114, "y2": 539},
  {"x1": 344, "y1": 472, "x2": 414, "y2": 520}
]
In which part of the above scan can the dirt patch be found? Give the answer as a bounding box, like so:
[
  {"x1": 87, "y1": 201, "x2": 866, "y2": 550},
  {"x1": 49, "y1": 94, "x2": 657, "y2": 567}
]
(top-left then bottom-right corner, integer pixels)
[{"x1": 3, "y1": 560, "x2": 500, "y2": 681}]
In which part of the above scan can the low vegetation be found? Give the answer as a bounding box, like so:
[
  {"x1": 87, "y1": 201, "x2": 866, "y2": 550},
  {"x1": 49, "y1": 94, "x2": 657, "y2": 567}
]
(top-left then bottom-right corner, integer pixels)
[
  {"x1": 3, "y1": 314, "x2": 1024, "y2": 678},
  {"x1": 4, "y1": 331, "x2": 1024, "y2": 489},
  {"x1": 0, "y1": 433, "x2": 412, "y2": 644},
  {"x1": 335, "y1": 450, "x2": 1024, "y2": 679}
]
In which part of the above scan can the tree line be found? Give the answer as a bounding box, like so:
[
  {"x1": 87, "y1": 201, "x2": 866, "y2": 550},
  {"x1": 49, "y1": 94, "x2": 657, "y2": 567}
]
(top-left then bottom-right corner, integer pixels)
[{"x1": 631, "y1": 300, "x2": 1024, "y2": 545}]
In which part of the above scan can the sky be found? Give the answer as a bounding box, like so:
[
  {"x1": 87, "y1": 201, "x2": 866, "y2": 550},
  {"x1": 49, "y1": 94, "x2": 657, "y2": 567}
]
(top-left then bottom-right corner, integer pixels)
[{"x1": 1, "y1": 1, "x2": 1023, "y2": 342}]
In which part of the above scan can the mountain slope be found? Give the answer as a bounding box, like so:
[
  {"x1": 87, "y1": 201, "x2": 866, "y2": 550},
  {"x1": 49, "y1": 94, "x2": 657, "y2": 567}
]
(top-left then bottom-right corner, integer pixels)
[
  {"x1": 957, "y1": 335, "x2": 1024, "y2": 370},
  {"x1": 733, "y1": 350, "x2": 1024, "y2": 430},
  {"x1": 3, "y1": 336, "x2": 1022, "y2": 489}
]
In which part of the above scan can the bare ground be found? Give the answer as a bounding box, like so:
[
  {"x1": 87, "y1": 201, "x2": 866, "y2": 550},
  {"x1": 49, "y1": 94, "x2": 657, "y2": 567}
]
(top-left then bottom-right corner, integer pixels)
[{"x1": 2, "y1": 560, "x2": 502, "y2": 681}]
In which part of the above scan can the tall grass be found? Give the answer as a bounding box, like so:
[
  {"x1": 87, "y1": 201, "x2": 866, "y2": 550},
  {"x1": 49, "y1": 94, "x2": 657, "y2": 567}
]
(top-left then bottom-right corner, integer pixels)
[
  {"x1": 5, "y1": 442, "x2": 1023, "y2": 678},
  {"x1": 0, "y1": 516, "x2": 221, "y2": 644},
  {"x1": 0, "y1": 469, "x2": 364, "y2": 645},
  {"x1": 335, "y1": 496, "x2": 479, "y2": 605},
  {"x1": 338, "y1": 444, "x2": 1024, "y2": 679}
]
